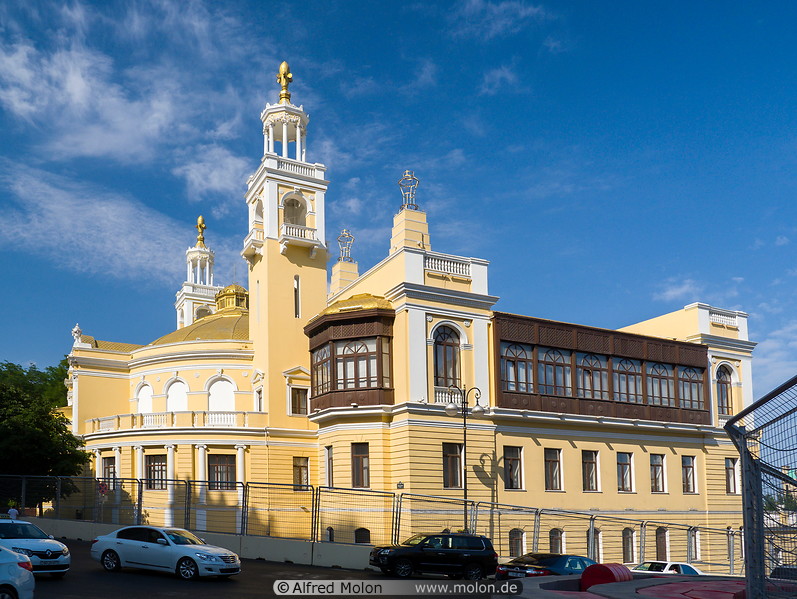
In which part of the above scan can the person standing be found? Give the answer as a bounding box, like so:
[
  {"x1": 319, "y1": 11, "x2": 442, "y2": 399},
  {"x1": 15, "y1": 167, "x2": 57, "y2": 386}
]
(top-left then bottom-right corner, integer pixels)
[{"x1": 7, "y1": 506, "x2": 19, "y2": 520}]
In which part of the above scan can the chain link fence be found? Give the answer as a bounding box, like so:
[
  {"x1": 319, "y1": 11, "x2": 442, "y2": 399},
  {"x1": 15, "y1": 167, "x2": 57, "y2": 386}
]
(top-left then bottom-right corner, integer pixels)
[
  {"x1": 726, "y1": 374, "x2": 797, "y2": 598},
  {"x1": 0, "y1": 473, "x2": 744, "y2": 573}
]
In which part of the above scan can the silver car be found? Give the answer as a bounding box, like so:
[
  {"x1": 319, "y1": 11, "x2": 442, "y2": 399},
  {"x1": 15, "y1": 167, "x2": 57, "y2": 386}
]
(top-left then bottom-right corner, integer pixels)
[
  {"x1": 0, "y1": 544, "x2": 35, "y2": 599},
  {"x1": 90, "y1": 526, "x2": 240, "y2": 579}
]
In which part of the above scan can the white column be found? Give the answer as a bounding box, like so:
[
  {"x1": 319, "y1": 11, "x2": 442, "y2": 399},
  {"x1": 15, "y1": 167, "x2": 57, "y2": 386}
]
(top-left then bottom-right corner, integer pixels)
[
  {"x1": 295, "y1": 124, "x2": 302, "y2": 161},
  {"x1": 93, "y1": 450, "x2": 102, "y2": 478},
  {"x1": 165, "y1": 444, "x2": 175, "y2": 527},
  {"x1": 203, "y1": 259, "x2": 209, "y2": 285},
  {"x1": 301, "y1": 130, "x2": 306, "y2": 161},
  {"x1": 135, "y1": 446, "x2": 144, "y2": 480},
  {"x1": 282, "y1": 121, "x2": 288, "y2": 158},
  {"x1": 263, "y1": 126, "x2": 268, "y2": 155},
  {"x1": 268, "y1": 123, "x2": 274, "y2": 153},
  {"x1": 113, "y1": 446, "x2": 122, "y2": 522},
  {"x1": 186, "y1": 259, "x2": 191, "y2": 283},
  {"x1": 195, "y1": 444, "x2": 208, "y2": 531},
  {"x1": 113, "y1": 447, "x2": 121, "y2": 480}
]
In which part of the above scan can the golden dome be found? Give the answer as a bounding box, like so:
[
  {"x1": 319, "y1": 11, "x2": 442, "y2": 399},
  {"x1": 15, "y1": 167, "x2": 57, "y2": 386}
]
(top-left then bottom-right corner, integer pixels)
[
  {"x1": 215, "y1": 284, "x2": 249, "y2": 311},
  {"x1": 310, "y1": 294, "x2": 393, "y2": 322},
  {"x1": 149, "y1": 308, "x2": 249, "y2": 346}
]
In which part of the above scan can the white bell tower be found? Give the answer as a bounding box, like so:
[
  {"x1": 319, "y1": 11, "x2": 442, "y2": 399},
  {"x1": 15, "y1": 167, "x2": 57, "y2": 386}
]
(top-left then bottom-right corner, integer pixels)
[{"x1": 175, "y1": 215, "x2": 223, "y2": 328}]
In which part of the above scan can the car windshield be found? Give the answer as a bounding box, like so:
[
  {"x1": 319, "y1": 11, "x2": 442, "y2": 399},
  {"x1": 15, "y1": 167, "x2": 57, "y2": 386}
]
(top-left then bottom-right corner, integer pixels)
[
  {"x1": 401, "y1": 534, "x2": 429, "y2": 546},
  {"x1": 635, "y1": 562, "x2": 666, "y2": 572},
  {"x1": 511, "y1": 554, "x2": 558, "y2": 566},
  {"x1": 0, "y1": 523, "x2": 49, "y2": 540},
  {"x1": 165, "y1": 529, "x2": 203, "y2": 545}
]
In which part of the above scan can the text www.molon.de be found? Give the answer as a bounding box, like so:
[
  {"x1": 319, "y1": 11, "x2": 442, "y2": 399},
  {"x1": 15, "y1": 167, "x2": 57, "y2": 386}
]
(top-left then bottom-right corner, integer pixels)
[{"x1": 273, "y1": 579, "x2": 524, "y2": 596}]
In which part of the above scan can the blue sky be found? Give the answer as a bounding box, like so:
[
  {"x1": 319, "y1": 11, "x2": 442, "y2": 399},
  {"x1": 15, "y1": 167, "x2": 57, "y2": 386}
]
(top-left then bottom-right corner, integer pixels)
[{"x1": 0, "y1": 1, "x2": 794, "y2": 398}]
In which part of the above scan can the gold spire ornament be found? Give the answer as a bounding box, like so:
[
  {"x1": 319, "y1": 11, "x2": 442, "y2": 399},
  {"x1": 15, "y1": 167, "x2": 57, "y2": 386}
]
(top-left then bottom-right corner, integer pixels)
[
  {"x1": 277, "y1": 61, "x2": 293, "y2": 105},
  {"x1": 196, "y1": 215, "x2": 207, "y2": 248}
]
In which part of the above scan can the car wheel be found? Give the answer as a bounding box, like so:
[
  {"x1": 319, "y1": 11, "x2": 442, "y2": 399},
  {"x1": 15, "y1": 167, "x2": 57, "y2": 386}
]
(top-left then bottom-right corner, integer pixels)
[
  {"x1": 101, "y1": 550, "x2": 121, "y2": 572},
  {"x1": 176, "y1": 557, "x2": 199, "y2": 580},
  {"x1": 0, "y1": 586, "x2": 18, "y2": 599},
  {"x1": 393, "y1": 558, "x2": 413, "y2": 578},
  {"x1": 464, "y1": 563, "x2": 484, "y2": 580}
]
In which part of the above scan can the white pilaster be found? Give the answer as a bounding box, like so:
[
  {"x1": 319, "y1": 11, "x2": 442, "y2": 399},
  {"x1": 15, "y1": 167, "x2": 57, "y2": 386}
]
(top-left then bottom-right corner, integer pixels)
[
  {"x1": 472, "y1": 317, "x2": 491, "y2": 407},
  {"x1": 408, "y1": 309, "x2": 428, "y2": 402},
  {"x1": 195, "y1": 444, "x2": 208, "y2": 531},
  {"x1": 282, "y1": 121, "x2": 288, "y2": 158},
  {"x1": 93, "y1": 450, "x2": 102, "y2": 478},
  {"x1": 268, "y1": 123, "x2": 274, "y2": 153},
  {"x1": 165, "y1": 444, "x2": 175, "y2": 527},
  {"x1": 296, "y1": 124, "x2": 302, "y2": 161},
  {"x1": 135, "y1": 446, "x2": 144, "y2": 480}
]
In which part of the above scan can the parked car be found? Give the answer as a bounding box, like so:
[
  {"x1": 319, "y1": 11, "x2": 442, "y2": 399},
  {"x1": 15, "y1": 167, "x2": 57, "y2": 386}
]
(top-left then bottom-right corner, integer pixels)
[
  {"x1": 0, "y1": 544, "x2": 35, "y2": 599},
  {"x1": 632, "y1": 561, "x2": 704, "y2": 575},
  {"x1": 370, "y1": 532, "x2": 497, "y2": 579},
  {"x1": 0, "y1": 519, "x2": 70, "y2": 578},
  {"x1": 495, "y1": 553, "x2": 596, "y2": 579},
  {"x1": 90, "y1": 526, "x2": 240, "y2": 580}
]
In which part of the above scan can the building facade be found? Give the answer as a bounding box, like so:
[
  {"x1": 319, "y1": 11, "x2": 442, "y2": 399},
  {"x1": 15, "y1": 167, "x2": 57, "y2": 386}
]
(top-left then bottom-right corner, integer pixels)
[{"x1": 65, "y1": 63, "x2": 755, "y2": 561}]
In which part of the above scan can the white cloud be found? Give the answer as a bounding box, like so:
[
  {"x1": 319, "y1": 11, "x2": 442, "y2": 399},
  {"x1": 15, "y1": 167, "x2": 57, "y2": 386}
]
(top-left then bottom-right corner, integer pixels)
[
  {"x1": 653, "y1": 278, "x2": 703, "y2": 302},
  {"x1": 752, "y1": 321, "x2": 797, "y2": 398},
  {"x1": 450, "y1": 0, "x2": 547, "y2": 41},
  {"x1": 479, "y1": 65, "x2": 521, "y2": 95},
  {"x1": 172, "y1": 145, "x2": 252, "y2": 215},
  {"x1": 775, "y1": 235, "x2": 789, "y2": 246}
]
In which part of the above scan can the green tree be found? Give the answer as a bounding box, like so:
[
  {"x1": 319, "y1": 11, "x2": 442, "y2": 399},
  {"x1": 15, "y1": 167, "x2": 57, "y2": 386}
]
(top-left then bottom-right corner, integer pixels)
[{"x1": 0, "y1": 360, "x2": 89, "y2": 507}]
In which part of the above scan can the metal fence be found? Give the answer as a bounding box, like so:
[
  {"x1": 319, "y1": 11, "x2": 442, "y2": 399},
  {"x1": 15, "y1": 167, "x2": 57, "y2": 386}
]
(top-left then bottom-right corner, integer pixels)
[
  {"x1": 0, "y1": 473, "x2": 743, "y2": 574},
  {"x1": 726, "y1": 374, "x2": 797, "y2": 598}
]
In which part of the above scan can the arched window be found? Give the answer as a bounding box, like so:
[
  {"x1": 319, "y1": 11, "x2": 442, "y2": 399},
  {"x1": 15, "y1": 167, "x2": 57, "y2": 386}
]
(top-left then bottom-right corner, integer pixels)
[
  {"x1": 622, "y1": 528, "x2": 635, "y2": 563},
  {"x1": 614, "y1": 359, "x2": 643, "y2": 403},
  {"x1": 434, "y1": 326, "x2": 461, "y2": 388},
  {"x1": 647, "y1": 363, "x2": 675, "y2": 406},
  {"x1": 335, "y1": 340, "x2": 378, "y2": 389},
  {"x1": 208, "y1": 379, "x2": 235, "y2": 412},
  {"x1": 284, "y1": 197, "x2": 306, "y2": 226},
  {"x1": 195, "y1": 305, "x2": 212, "y2": 320},
  {"x1": 538, "y1": 348, "x2": 572, "y2": 396},
  {"x1": 576, "y1": 353, "x2": 608, "y2": 399},
  {"x1": 508, "y1": 529, "x2": 525, "y2": 557},
  {"x1": 549, "y1": 528, "x2": 563, "y2": 554},
  {"x1": 166, "y1": 380, "x2": 188, "y2": 412},
  {"x1": 678, "y1": 367, "x2": 704, "y2": 410},
  {"x1": 137, "y1": 385, "x2": 153, "y2": 414},
  {"x1": 717, "y1": 365, "x2": 733, "y2": 416},
  {"x1": 354, "y1": 527, "x2": 371, "y2": 544},
  {"x1": 655, "y1": 527, "x2": 668, "y2": 561},
  {"x1": 312, "y1": 345, "x2": 332, "y2": 395},
  {"x1": 501, "y1": 343, "x2": 533, "y2": 393},
  {"x1": 254, "y1": 199, "x2": 264, "y2": 224}
]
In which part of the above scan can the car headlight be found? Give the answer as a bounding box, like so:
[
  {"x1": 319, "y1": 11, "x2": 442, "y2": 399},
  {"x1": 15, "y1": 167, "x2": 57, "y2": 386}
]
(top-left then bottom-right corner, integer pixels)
[
  {"x1": 11, "y1": 547, "x2": 33, "y2": 557},
  {"x1": 379, "y1": 549, "x2": 395, "y2": 556},
  {"x1": 194, "y1": 552, "x2": 221, "y2": 562},
  {"x1": 62, "y1": 547, "x2": 70, "y2": 556}
]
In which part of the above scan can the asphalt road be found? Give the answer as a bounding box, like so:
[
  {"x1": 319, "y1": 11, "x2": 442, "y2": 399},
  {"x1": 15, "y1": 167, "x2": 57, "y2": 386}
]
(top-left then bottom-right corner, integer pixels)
[{"x1": 35, "y1": 539, "x2": 386, "y2": 599}]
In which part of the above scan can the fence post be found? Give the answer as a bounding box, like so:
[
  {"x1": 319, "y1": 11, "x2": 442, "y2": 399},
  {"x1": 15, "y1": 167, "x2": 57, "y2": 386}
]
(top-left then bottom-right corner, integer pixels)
[
  {"x1": 639, "y1": 521, "x2": 647, "y2": 563},
  {"x1": 394, "y1": 493, "x2": 403, "y2": 545},
  {"x1": 587, "y1": 515, "x2": 596, "y2": 561},
  {"x1": 240, "y1": 483, "x2": 249, "y2": 536},
  {"x1": 184, "y1": 481, "x2": 191, "y2": 530},
  {"x1": 532, "y1": 509, "x2": 541, "y2": 552},
  {"x1": 686, "y1": 526, "x2": 694, "y2": 562},
  {"x1": 136, "y1": 479, "x2": 143, "y2": 525},
  {"x1": 310, "y1": 486, "x2": 318, "y2": 542},
  {"x1": 727, "y1": 527, "x2": 735, "y2": 575}
]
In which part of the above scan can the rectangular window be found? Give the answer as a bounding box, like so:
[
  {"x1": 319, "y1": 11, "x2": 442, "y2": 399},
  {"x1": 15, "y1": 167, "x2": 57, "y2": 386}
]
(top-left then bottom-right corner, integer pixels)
[
  {"x1": 617, "y1": 452, "x2": 633, "y2": 492},
  {"x1": 682, "y1": 456, "x2": 696, "y2": 493},
  {"x1": 335, "y1": 339, "x2": 379, "y2": 389},
  {"x1": 351, "y1": 443, "x2": 369, "y2": 488},
  {"x1": 647, "y1": 364, "x2": 675, "y2": 407},
  {"x1": 538, "y1": 348, "x2": 572, "y2": 396},
  {"x1": 544, "y1": 448, "x2": 562, "y2": 491},
  {"x1": 208, "y1": 455, "x2": 236, "y2": 490},
  {"x1": 576, "y1": 354, "x2": 609, "y2": 400},
  {"x1": 504, "y1": 446, "x2": 522, "y2": 490},
  {"x1": 145, "y1": 455, "x2": 167, "y2": 490},
  {"x1": 582, "y1": 450, "x2": 598, "y2": 492},
  {"x1": 501, "y1": 342, "x2": 534, "y2": 393},
  {"x1": 650, "y1": 454, "x2": 665, "y2": 493},
  {"x1": 678, "y1": 368, "x2": 705, "y2": 410},
  {"x1": 293, "y1": 457, "x2": 309, "y2": 490},
  {"x1": 443, "y1": 443, "x2": 463, "y2": 488},
  {"x1": 294, "y1": 276, "x2": 301, "y2": 318},
  {"x1": 312, "y1": 346, "x2": 332, "y2": 395},
  {"x1": 325, "y1": 446, "x2": 334, "y2": 487},
  {"x1": 291, "y1": 387, "x2": 308, "y2": 415},
  {"x1": 725, "y1": 458, "x2": 738, "y2": 494},
  {"x1": 102, "y1": 456, "x2": 116, "y2": 490}
]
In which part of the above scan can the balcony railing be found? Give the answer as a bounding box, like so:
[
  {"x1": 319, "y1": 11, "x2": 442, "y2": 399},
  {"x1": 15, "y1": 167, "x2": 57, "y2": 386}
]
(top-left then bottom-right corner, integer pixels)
[
  {"x1": 280, "y1": 223, "x2": 317, "y2": 241},
  {"x1": 424, "y1": 255, "x2": 471, "y2": 278},
  {"x1": 276, "y1": 158, "x2": 316, "y2": 177},
  {"x1": 433, "y1": 387, "x2": 462, "y2": 405},
  {"x1": 709, "y1": 309, "x2": 738, "y2": 327},
  {"x1": 85, "y1": 411, "x2": 267, "y2": 434}
]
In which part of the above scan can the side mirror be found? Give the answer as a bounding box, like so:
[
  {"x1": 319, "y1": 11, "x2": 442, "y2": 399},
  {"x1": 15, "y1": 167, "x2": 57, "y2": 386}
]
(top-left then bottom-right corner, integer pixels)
[
  {"x1": 157, "y1": 538, "x2": 168, "y2": 545},
  {"x1": 200, "y1": 538, "x2": 206, "y2": 544},
  {"x1": 48, "y1": 535, "x2": 54, "y2": 539}
]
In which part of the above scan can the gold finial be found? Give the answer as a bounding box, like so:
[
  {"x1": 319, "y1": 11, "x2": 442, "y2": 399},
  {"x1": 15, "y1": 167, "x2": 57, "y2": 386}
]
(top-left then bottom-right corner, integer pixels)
[
  {"x1": 196, "y1": 215, "x2": 207, "y2": 248},
  {"x1": 277, "y1": 61, "x2": 293, "y2": 105}
]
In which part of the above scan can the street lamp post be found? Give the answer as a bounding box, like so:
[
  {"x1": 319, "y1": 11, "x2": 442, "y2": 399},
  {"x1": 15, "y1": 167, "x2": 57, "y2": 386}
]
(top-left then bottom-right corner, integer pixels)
[{"x1": 445, "y1": 384, "x2": 485, "y2": 533}]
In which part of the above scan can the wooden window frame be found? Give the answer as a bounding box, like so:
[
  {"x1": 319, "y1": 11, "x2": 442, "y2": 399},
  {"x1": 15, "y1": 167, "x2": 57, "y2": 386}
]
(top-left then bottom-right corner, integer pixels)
[
  {"x1": 351, "y1": 443, "x2": 370, "y2": 488},
  {"x1": 443, "y1": 443, "x2": 463, "y2": 489},
  {"x1": 617, "y1": 452, "x2": 633, "y2": 492},
  {"x1": 145, "y1": 454, "x2": 167, "y2": 490},
  {"x1": 434, "y1": 326, "x2": 461, "y2": 388},
  {"x1": 503, "y1": 446, "x2": 522, "y2": 490},
  {"x1": 582, "y1": 450, "x2": 599, "y2": 492},
  {"x1": 501, "y1": 343, "x2": 534, "y2": 393},
  {"x1": 544, "y1": 448, "x2": 562, "y2": 491},
  {"x1": 208, "y1": 454, "x2": 236, "y2": 491}
]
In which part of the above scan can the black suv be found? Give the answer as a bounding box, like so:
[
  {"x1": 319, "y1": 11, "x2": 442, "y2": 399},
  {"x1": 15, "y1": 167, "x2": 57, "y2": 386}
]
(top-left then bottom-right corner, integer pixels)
[{"x1": 369, "y1": 533, "x2": 497, "y2": 579}]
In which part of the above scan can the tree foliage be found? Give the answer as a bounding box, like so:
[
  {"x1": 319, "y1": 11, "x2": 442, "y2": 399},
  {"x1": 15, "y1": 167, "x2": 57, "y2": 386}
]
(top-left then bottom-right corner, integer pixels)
[{"x1": 0, "y1": 359, "x2": 89, "y2": 479}]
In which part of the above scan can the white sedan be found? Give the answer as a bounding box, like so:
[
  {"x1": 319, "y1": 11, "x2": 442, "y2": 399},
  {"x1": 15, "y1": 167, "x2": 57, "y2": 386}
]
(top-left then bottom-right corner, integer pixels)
[
  {"x1": 90, "y1": 526, "x2": 240, "y2": 580},
  {"x1": 0, "y1": 519, "x2": 70, "y2": 578},
  {"x1": 632, "y1": 560, "x2": 704, "y2": 575},
  {"x1": 0, "y1": 544, "x2": 35, "y2": 599}
]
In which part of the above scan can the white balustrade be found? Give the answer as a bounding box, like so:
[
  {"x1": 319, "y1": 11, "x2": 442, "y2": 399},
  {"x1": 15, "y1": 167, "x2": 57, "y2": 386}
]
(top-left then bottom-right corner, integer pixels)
[
  {"x1": 280, "y1": 223, "x2": 317, "y2": 240},
  {"x1": 206, "y1": 411, "x2": 237, "y2": 427},
  {"x1": 434, "y1": 387, "x2": 462, "y2": 404},
  {"x1": 709, "y1": 310, "x2": 737, "y2": 327},
  {"x1": 424, "y1": 255, "x2": 471, "y2": 277},
  {"x1": 142, "y1": 413, "x2": 167, "y2": 428},
  {"x1": 277, "y1": 158, "x2": 315, "y2": 177}
]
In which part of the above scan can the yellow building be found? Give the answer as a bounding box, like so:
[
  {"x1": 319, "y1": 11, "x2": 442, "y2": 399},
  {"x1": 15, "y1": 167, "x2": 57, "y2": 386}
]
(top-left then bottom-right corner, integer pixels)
[{"x1": 65, "y1": 62, "x2": 755, "y2": 566}]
